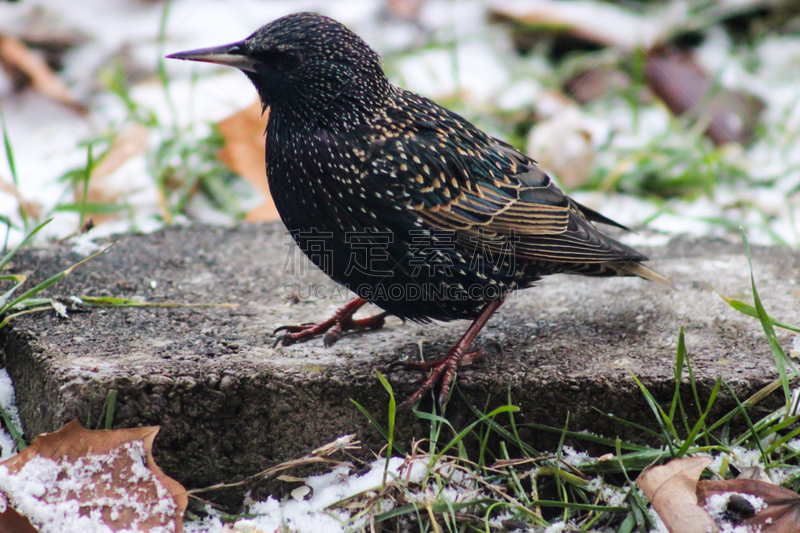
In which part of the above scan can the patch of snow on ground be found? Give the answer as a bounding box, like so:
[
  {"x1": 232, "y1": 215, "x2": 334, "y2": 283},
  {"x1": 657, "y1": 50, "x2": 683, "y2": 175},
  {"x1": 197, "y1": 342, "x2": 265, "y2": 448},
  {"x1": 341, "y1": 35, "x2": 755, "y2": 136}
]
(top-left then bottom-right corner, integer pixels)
[
  {"x1": 705, "y1": 491, "x2": 767, "y2": 532},
  {"x1": 182, "y1": 510, "x2": 223, "y2": 533},
  {"x1": 647, "y1": 506, "x2": 670, "y2": 533},
  {"x1": 586, "y1": 476, "x2": 630, "y2": 507},
  {"x1": 543, "y1": 520, "x2": 567, "y2": 533},
  {"x1": 222, "y1": 456, "x2": 487, "y2": 533},
  {"x1": 242, "y1": 458, "x2": 402, "y2": 533},
  {"x1": 707, "y1": 446, "x2": 772, "y2": 478},
  {"x1": 559, "y1": 445, "x2": 591, "y2": 467},
  {"x1": 769, "y1": 466, "x2": 800, "y2": 486},
  {"x1": 0, "y1": 369, "x2": 22, "y2": 461}
]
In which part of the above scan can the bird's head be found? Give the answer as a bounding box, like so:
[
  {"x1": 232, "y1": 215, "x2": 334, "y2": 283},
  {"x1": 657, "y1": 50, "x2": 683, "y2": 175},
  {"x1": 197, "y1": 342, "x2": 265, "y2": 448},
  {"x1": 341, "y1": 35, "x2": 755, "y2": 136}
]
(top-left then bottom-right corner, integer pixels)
[{"x1": 168, "y1": 13, "x2": 389, "y2": 129}]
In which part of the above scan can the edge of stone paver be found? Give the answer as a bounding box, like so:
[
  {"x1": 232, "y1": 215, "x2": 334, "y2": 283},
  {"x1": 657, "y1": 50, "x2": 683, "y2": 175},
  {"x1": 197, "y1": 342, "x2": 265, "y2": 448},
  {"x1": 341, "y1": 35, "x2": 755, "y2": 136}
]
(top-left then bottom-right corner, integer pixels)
[{"x1": 0, "y1": 223, "x2": 796, "y2": 505}]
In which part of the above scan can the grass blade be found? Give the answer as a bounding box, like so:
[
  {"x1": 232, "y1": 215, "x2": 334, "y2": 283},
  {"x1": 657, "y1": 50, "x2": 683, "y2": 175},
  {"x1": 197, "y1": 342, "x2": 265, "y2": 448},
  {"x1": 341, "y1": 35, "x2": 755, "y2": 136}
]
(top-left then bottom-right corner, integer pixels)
[
  {"x1": 375, "y1": 371, "x2": 396, "y2": 487},
  {"x1": 79, "y1": 144, "x2": 94, "y2": 230},
  {"x1": 741, "y1": 229, "x2": 795, "y2": 405},
  {"x1": 350, "y1": 399, "x2": 406, "y2": 456},
  {"x1": 0, "y1": 401, "x2": 25, "y2": 451},
  {"x1": 104, "y1": 388, "x2": 117, "y2": 430},
  {"x1": 630, "y1": 372, "x2": 677, "y2": 453},
  {"x1": 715, "y1": 290, "x2": 800, "y2": 334},
  {"x1": 0, "y1": 218, "x2": 53, "y2": 273},
  {"x1": 432, "y1": 405, "x2": 518, "y2": 463},
  {"x1": 0, "y1": 109, "x2": 26, "y2": 227},
  {"x1": 2, "y1": 243, "x2": 115, "y2": 314}
]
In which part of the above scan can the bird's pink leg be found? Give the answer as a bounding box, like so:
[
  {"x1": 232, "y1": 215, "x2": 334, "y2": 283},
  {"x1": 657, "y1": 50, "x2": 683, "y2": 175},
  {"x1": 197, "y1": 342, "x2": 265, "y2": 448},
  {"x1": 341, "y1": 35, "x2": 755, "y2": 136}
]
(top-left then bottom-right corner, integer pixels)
[
  {"x1": 274, "y1": 297, "x2": 386, "y2": 347},
  {"x1": 400, "y1": 299, "x2": 504, "y2": 409}
]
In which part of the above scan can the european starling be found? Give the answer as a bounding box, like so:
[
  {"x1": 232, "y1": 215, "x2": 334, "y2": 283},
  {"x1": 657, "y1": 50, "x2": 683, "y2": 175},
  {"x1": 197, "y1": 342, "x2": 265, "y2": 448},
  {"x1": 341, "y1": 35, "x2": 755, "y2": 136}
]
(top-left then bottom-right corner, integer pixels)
[{"x1": 168, "y1": 13, "x2": 671, "y2": 407}]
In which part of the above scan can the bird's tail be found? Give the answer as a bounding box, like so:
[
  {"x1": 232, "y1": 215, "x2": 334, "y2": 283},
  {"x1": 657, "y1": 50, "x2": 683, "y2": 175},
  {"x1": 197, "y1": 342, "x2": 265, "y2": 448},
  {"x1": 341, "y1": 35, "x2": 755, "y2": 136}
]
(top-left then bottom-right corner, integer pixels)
[{"x1": 612, "y1": 261, "x2": 676, "y2": 289}]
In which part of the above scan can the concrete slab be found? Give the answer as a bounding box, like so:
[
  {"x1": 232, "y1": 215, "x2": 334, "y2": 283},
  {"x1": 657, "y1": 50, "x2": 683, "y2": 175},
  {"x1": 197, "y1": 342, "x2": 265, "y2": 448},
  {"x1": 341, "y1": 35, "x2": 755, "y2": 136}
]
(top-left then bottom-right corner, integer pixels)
[{"x1": 2, "y1": 223, "x2": 798, "y2": 501}]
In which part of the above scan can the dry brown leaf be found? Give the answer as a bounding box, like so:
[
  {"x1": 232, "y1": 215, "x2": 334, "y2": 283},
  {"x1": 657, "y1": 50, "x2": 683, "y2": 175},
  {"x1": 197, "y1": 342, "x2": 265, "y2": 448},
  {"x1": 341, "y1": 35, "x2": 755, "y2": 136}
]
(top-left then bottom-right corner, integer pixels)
[
  {"x1": 74, "y1": 123, "x2": 150, "y2": 225},
  {"x1": 0, "y1": 34, "x2": 87, "y2": 114},
  {"x1": 563, "y1": 68, "x2": 631, "y2": 104},
  {"x1": 736, "y1": 466, "x2": 771, "y2": 483},
  {"x1": 216, "y1": 101, "x2": 279, "y2": 222},
  {"x1": 0, "y1": 180, "x2": 41, "y2": 220},
  {"x1": 386, "y1": 0, "x2": 424, "y2": 20},
  {"x1": 698, "y1": 478, "x2": 800, "y2": 533},
  {"x1": 0, "y1": 420, "x2": 187, "y2": 532},
  {"x1": 637, "y1": 456, "x2": 718, "y2": 533},
  {"x1": 0, "y1": 494, "x2": 37, "y2": 533},
  {"x1": 645, "y1": 49, "x2": 764, "y2": 145},
  {"x1": 92, "y1": 123, "x2": 150, "y2": 181}
]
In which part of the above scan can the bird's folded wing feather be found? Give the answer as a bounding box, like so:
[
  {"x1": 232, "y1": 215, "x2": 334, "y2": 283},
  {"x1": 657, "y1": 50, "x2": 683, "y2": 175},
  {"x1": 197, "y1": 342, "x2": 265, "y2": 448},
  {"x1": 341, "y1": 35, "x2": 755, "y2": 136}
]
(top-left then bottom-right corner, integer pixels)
[{"x1": 366, "y1": 94, "x2": 645, "y2": 264}]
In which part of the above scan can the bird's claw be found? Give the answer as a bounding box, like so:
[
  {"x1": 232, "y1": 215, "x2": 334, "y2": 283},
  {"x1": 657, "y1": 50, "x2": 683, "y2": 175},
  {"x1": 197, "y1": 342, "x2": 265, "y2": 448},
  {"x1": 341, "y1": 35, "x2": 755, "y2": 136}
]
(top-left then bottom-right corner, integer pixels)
[
  {"x1": 273, "y1": 323, "x2": 314, "y2": 335},
  {"x1": 270, "y1": 300, "x2": 388, "y2": 349},
  {"x1": 272, "y1": 323, "x2": 327, "y2": 347},
  {"x1": 399, "y1": 347, "x2": 486, "y2": 410},
  {"x1": 323, "y1": 324, "x2": 344, "y2": 347},
  {"x1": 271, "y1": 323, "x2": 320, "y2": 347}
]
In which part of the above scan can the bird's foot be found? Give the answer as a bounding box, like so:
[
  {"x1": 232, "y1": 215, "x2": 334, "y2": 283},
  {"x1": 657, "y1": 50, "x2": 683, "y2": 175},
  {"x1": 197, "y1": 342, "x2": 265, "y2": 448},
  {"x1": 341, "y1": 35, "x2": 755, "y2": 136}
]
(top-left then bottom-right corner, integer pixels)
[
  {"x1": 273, "y1": 298, "x2": 386, "y2": 347},
  {"x1": 399, "y1": 346, "x2": 485, "y2": 410},
  {"x1": 397, "y1": 299, "x2": 505, "y2": 410}
]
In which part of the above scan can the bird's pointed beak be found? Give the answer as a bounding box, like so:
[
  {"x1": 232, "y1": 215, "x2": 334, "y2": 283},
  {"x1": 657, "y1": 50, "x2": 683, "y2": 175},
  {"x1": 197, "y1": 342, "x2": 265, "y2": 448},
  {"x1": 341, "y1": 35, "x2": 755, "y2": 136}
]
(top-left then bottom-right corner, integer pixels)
[{"x1": 166, "y1": 43, "x2": 258, "y2": 73}]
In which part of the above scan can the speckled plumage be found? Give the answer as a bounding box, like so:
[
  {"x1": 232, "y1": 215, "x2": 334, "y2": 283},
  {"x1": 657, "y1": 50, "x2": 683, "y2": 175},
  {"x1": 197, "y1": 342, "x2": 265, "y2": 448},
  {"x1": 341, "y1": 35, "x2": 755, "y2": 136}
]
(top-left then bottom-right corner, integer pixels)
[
  {"x1": 168, "y1": 13, "x2": 670, "y2": 405},
  {"x1": 209, "y1": 13, "x2": 663, "y2": 321}
]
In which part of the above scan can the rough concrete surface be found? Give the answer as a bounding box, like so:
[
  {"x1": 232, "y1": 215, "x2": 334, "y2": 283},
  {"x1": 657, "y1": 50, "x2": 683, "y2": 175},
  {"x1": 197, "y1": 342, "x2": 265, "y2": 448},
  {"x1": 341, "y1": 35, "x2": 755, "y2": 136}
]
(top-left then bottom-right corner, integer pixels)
[{"x1": 1, "y1": 223, "x2": 798, "y2": 502}]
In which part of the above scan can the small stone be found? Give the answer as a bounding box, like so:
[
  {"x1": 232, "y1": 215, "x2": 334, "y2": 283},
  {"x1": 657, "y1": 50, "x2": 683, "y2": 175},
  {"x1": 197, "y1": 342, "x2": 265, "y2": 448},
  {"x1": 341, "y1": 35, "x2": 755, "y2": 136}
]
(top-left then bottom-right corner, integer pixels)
[{"x1": 291, "y1": 485, "x2": 312, "y2": 501}]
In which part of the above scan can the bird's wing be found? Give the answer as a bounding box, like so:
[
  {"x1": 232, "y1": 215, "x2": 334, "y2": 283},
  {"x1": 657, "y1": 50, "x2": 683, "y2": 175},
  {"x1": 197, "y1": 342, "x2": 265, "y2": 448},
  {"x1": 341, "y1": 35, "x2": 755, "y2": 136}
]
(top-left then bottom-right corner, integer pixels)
[{"x1": 366, "y1": 92, "x2": 645, "y2": 265}]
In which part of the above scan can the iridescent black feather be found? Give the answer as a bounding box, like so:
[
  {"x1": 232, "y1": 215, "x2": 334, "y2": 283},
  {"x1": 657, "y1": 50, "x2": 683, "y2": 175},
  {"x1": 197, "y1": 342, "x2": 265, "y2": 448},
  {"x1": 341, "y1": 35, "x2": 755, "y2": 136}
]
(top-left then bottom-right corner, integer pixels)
[{"x1": 171, "y1": 12, "x2": 670, "y2": 323}]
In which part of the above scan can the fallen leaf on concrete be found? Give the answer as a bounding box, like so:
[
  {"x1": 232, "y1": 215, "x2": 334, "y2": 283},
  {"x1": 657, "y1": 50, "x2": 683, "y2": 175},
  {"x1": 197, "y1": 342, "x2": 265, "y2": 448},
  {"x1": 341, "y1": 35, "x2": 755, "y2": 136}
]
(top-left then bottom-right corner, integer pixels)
[
  {"x1": 698, "y1": 478, "x2": 800, "y2": 533},
  {"x1": 0, "y1": 33, "x2": 87, "y2": 114},
  {"x1": 0, "y1": 420, "x2": 187, "y2": 532},
  {"x1": 645, "y1": 49, "x2": 764, "y2": 145},
  {"x1": 216, "y1": 101, "x2": 279, "y2": 222},
  {"x1": 638, "y1": 456, "x2": 718, "y2": 533}
]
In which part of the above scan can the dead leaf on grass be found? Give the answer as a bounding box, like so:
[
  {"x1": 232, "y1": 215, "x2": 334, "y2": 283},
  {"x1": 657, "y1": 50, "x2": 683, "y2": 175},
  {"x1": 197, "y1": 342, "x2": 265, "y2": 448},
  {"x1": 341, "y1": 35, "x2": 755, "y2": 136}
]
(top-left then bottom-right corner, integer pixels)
[
  {"x1": 386, "y1": 0, "x2": 424, "y2": 20},
  {"x1": 216, "y1": 101, "x2": 279, "y2": 222},
  {"x1": 92, "y1": 123, "x2": 150, "y2": 181},
  {"x1": 73, "y1": 122, "x2": 149, "y2": 224},
  {"x1": 0, "y1": 180, "x2": 41, "y2": 221},
  {"x1": 563, "y1": 67, "x2": 632, "y2": 104},
  {"x1": 637, "y1": 456, "x2": 718, "y2": 533},
  {"x1": 645, "y1": 49, "x2": 764, "y2": 145},
  {"x1": 0, "y1": 420, "x2": 187, "y2": 532},
  {"x1": 0, "y1": 34, "x2": 87, "y2": 114},
  {"x1": 698, "y1": 478, "x2": 800, "y2": 533},
  {"x1": 0, "y1": 494, "x2": 37, "y2": 533}
]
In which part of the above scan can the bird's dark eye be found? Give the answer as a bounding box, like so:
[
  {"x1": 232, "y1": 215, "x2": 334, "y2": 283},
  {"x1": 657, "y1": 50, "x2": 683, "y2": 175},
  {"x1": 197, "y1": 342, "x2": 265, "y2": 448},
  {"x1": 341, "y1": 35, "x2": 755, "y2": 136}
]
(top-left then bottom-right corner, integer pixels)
[
  {"x1": 276, "y1": 52, "x2": 300, "y2": 70},
  {"x1": 253, "y1": 50, "x2": 301, "y2": 71}
]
